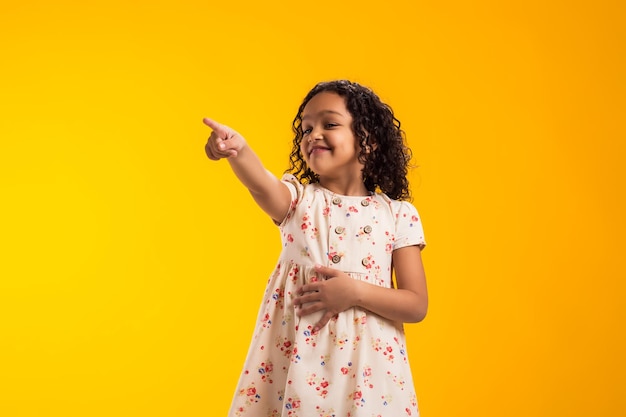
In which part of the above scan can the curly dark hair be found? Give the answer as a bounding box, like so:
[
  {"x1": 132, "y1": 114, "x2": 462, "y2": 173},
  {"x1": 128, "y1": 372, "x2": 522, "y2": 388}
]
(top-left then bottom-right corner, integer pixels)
[{"x1": 288, "y1": 80, "x2": 413, "y2": 201}]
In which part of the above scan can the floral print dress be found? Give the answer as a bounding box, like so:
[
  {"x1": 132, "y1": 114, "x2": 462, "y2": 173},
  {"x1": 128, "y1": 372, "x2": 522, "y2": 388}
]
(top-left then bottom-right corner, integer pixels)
[{"x1": 228, "y1": 174, "x2": 426, "y2": 417}]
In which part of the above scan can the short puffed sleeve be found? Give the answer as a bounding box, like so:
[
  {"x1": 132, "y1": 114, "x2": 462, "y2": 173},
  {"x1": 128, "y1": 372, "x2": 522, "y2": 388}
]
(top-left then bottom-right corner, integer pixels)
[
  {"x1": 276, "y1": 174, "x2": 304, "y2": 227},
  {"x1": 393, "y1": 200, "x2": 426, "y2": 250}
]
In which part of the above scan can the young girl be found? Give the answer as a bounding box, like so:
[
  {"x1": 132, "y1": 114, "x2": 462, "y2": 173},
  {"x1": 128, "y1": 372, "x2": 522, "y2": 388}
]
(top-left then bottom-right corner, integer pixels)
[{"x1": 204, "y1": 80, "x2": 427, "y2": 417}]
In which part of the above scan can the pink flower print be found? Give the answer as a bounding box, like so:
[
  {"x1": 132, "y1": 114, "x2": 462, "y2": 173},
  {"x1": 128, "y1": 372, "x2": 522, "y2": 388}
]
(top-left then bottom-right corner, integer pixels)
[
  {"x1": 387, "y1": 371, "x2": 406, "y2": 387},
  {"x1": 306, "y1": 373, "x2": 317, "y2": 386},
  {"x1": 291, "y1": 347, "x2": 301, "y2": 364},
  {"x1": 276, "y1": 337, "x2": 293, "y2": 357},
  {"x1": 406, "y1": 408, "x2": 412, "y2": 415},
  {"x1": 315, "y1": 406, "x2": 337, "y2": 417},
  {"x1": 361, "y1": 365, "x2": 374, "y2": 389},
  {"x1": 272, "y1": 288, "x2": 284, "y2": 305},
  {"x1": 287, "y1": 233, "x2": 294, "y2": 243},
  {"x1": 258, "y1": 361, "x2": 274, "y2": 383},
  {"x1": 301, "y1": 223, "x2": 308, "y2": 230},
  {"x1": 372, "y1": 338, "x2": 382, "y2": 351},
  {"x1": 322, "y1": 206, "x2": 330, "y2": 216},
  {"x1": 309, "y1": 377, "x2": 330, "y2": 398},
  {"x1": 348, "y1": 205, "x2": 358, "y2": 213},
  {"x1": 334, "y1": 333, "x2": 349, "y2": 349},
  {"x1": 353, "y1": 391, "x2": 362, "y2": 400},
  {"x1": 320, "y1": 354, "x2": 330, "y2": 366},
  {"x1": 288, "y1": 267, "x2": 300, "y2": 284},
  {"x1": 341, "y1": 367, "x2": 349, "y2": 375},
  {"x1": 262, "y1": 313, "x2": 272, "y2": 328},
  {"x1": 303, "y1": 325, "x2": 317, "y2": 346},
  {"x1": 383, "y1": 345, "x2": 396, "y2": 362},
  {"x1": 411, "y1": 215, "x2": 419, "y2": 222},
  {"x1": 385, "y1": 243, "x2": 393, "y2": 254},
  {"x1": 285, "y1": 397, "x2": 301, "y2": 412}
]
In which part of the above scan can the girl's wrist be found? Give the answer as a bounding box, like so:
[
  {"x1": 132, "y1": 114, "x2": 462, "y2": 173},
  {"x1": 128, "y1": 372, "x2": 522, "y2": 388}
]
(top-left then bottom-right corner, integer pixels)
[{"x1": 352, "y1": 279, "x2": 365, "y2": 309}]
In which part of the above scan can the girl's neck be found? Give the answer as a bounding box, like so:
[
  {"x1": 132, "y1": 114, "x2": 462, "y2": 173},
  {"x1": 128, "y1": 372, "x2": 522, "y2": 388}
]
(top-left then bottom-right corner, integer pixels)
[{"x1": 317, "y1": 177, "x2": 370, "y2": 196}]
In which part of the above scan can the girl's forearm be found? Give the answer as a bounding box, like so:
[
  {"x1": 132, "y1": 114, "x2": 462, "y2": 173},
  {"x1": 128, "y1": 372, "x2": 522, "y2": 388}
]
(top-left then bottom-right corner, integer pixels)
[
  {"x1": 227, "y1": 145, "x2": 291, "y2": 222},
  {"x1": 354, "y1": 281, "x2": 427, "y2": 323},
  {"x1": 227, "y1": 145, "x2": 275, "y2": 193}
]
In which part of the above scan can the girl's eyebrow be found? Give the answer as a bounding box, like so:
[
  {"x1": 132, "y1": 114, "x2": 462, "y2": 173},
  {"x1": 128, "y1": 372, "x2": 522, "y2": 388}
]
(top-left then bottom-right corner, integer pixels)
[{"x1": 301, "y1": 110, "x2": 345, "y2": 121}]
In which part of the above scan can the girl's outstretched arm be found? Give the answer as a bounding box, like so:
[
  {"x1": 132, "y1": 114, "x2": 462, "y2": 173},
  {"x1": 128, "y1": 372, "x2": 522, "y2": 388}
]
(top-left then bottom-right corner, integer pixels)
[
  {"x1": 204, "y1": 118, "x2": 291, "y2": 223},
  {"x1": 293, "y1": 245, "x2": 427, "y2": 332}
]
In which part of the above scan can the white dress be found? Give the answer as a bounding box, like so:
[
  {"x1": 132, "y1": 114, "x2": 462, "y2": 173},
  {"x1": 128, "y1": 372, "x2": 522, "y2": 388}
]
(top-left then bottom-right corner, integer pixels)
[{"x1": 228, "y1": 174, "x2": 426, "y2": 417}]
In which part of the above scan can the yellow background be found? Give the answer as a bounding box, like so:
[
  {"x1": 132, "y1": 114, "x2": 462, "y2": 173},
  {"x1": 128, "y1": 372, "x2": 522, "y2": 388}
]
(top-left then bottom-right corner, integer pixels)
[{"x1": 1, "y1": 0, "x2": 624, "y2": 416}]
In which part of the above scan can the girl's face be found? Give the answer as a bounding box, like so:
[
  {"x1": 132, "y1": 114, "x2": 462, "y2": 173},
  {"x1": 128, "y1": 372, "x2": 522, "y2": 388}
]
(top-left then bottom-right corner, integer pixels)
[{"x1": 300, "y1": 92, "x2": 364, "y2": 182}]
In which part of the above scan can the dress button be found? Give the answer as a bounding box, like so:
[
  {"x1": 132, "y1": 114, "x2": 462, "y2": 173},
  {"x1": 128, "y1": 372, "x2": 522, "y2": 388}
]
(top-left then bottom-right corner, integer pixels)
[
  {"x1": 331, "y1": 255, "x2": 341, "y2": 263},
  {"x1": 361, "y1": 258, "x2": 369, "y2": 267},
  {"x1": 361, "y1": 199, "x2": 370, "y2": 207},
  {"x1": 363, "y1": 225, "x2": 372, "y2": 234},
  {"x1": 335, "y1": 226, "x2": 345, "y2": 234},
  {"x1": 332, "y1": 197, "x2": 342, "y2": 205}
]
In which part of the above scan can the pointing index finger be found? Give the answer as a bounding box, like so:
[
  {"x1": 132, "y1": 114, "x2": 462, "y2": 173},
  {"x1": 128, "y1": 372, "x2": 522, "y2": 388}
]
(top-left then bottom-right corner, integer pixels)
[{"x1": 203, "y1": 117, "x2": 229, "y2": 137}]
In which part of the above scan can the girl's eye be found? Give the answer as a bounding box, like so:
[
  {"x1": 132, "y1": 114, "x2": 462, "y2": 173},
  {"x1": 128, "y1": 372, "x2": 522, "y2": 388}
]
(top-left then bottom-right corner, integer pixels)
[
  {"x1": 302, "y1": 128, "x2": 312, "y2": 135},
  {"x1": 325, "y1": 123, "x2": 338, "y2": 128}
]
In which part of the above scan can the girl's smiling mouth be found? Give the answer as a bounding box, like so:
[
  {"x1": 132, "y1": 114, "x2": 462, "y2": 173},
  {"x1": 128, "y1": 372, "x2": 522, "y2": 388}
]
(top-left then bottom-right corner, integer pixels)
[{"x1": 309, "y1": 145, "x2": 331, "y2": 156}]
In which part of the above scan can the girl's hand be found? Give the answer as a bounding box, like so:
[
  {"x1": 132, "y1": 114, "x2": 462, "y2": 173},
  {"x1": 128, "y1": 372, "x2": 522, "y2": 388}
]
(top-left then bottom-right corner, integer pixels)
[
  {"x1": 293, "y1": 264, "x2": 359, "y2": 333},
  {"x1": 203, "y1": 117, "x2": 247, "y2": 160}
]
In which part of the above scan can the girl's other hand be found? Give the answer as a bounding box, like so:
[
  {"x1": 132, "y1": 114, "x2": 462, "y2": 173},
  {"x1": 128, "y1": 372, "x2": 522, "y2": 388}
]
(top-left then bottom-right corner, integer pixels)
[
  {"x1": 293, "y1": 264, "x2": 359, "y2": 333},
  {"x1": 203, "y1": 117, "x2": 247, "y2": 160}
]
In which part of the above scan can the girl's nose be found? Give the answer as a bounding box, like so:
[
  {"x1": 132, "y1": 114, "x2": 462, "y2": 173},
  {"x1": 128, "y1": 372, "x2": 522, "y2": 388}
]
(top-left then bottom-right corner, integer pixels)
[{"x1": 308, "y1": 128, "x2": 322, "y2": 142}]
